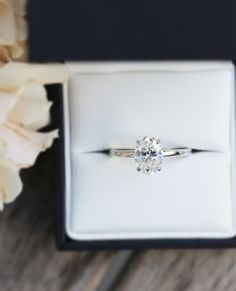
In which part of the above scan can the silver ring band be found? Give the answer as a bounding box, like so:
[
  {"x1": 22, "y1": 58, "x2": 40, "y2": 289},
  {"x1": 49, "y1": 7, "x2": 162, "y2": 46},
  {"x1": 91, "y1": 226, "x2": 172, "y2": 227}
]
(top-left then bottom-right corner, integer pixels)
[{"x1": 110, "y1": 147, "x2": 192, "y2": 158}]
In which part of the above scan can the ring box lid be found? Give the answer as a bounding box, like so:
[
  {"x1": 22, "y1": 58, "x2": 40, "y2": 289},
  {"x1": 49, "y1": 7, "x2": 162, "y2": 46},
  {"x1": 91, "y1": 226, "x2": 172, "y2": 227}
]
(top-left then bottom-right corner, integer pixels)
[{"x1": 28, "y1": 0, "x2": 236, "y2": 61}]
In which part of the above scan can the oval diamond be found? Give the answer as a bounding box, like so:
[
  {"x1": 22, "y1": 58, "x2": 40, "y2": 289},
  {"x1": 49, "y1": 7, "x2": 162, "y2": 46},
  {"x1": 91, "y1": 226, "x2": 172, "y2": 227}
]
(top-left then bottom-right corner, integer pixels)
[{"x1": 134, "y1": 136, "x2": 163, "y2": 175}]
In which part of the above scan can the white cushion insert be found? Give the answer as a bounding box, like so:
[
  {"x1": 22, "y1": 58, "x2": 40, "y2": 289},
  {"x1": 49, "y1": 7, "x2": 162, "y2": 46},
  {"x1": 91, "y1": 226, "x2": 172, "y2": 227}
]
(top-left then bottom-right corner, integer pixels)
[{"x1": 64, "y1": 62, "x2": 236, "y2": 240}]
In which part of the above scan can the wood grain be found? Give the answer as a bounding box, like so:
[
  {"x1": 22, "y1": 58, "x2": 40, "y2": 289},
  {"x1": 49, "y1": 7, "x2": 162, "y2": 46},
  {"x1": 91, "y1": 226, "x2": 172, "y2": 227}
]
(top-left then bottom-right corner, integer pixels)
[
  {"x1": 1, "y1": 149, "x2": 236, "y2": 291},
  {"x1": 115, "y1": 249, "x2": 236, "y2": 291},
  {"x1": 0, "y1": 150, "x2": 115, "y2": 291}
]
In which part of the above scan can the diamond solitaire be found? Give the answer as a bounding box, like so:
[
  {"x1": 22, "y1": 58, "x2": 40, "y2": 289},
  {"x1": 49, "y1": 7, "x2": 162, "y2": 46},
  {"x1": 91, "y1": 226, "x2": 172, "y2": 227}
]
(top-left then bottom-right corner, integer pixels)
[
  {"x1": 109, "y1": 137, "x2": 192, "y2": 175},
  {"x1": 134, "y1": 136, "x2": 163, "y2": 175}
]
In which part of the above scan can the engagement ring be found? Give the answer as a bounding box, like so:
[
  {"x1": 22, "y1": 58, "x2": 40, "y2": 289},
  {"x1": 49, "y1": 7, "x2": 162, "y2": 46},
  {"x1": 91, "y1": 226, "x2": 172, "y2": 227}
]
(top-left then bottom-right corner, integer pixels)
[{"x1": 110, "y1": 136, "x2": 192, "y2": 175}]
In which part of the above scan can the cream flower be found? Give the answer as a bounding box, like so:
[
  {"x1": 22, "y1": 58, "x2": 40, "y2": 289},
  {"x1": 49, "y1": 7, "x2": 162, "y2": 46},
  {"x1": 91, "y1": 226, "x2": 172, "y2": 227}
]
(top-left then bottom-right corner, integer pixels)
[
  {"x1": 0, "y1": 62, "x2": 69, "y2": 129},
  {"x1": 0, "y1": 1, "x2": 69, "y2": 209},
  {"x1": 0, "y1": 63, "x2": 69, "y2": 209}
]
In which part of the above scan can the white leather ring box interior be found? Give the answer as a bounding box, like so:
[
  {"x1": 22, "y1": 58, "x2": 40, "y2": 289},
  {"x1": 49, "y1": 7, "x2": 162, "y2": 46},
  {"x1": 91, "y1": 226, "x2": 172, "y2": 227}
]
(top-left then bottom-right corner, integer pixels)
[{"x1": 63, "y1": 62, "x2": 236, "y2": 240}]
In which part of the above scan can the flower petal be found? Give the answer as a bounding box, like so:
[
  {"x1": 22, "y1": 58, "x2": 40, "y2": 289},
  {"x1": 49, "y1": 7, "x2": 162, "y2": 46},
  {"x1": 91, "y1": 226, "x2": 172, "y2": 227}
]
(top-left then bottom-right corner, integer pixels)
[
  {"x1": 7, "y1": 0, "x2": 27, "y2": 16},
  {"x1": 15, "y1": 14, "x2": 27, "y2": 42},
  {"x1": 7, "y1": 121, "x2": 59, "y2": 149},
  {"x1": 0, "y1": 0, "x2": 16, "y2": 45},
  {"x1": 0, "y1": 122, "x2": 58, "y2": 167},
  {"x1": 0, "y1": 45, "x2": 10, "y2": 62},
  {"x1": 7, "y1": 42, "x2": 24, "y2": 59},
  {"x1": 0, "y1": 160, "x2": 22, "y2": 210},
  {"x1": 0, "y1": 62, "x2": 69, "y2": 90},
  {"x1": 0, "y1": 90, "x2": 18, "y2": 122},
  {"x1": 8, "y1": 82, "x2": 52, "y2": 130}
]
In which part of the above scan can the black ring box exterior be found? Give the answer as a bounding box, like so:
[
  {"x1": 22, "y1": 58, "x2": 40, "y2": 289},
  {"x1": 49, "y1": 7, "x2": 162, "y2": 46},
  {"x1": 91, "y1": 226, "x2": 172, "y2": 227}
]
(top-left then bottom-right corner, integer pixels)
[
  {"x1": 29, "y1": 0, "x2": 236, "y2": 250},
  {"x1": 28, "y1": 0, "x2": 236, "y2": 61},
  {"x1": 49, "y1": 83, "x2": 236, "y2": 251}
]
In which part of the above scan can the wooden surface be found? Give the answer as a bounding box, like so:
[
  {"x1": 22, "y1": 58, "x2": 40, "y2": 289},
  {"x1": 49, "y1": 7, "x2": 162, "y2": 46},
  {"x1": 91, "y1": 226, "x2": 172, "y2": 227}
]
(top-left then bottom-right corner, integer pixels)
[{"x1": 1, "y1": 150, "x2": 236, "y2": 291}]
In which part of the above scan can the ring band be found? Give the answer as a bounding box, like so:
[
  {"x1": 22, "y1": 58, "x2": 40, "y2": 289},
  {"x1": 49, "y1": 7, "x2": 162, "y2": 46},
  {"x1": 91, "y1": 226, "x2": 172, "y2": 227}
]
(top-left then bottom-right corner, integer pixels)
[
  {"x1": 109, "y1": 136, "x2": 192, "y2": 175},
  {"x1": 110, "y1": 148, "x2": 192, "y2": 158}
]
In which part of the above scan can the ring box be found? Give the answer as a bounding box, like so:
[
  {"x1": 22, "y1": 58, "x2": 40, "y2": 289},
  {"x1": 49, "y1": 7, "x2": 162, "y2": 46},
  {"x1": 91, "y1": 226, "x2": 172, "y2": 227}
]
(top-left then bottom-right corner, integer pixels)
[{"x1": 28, "y1": 0, "x2": 236, "y2": 250}]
